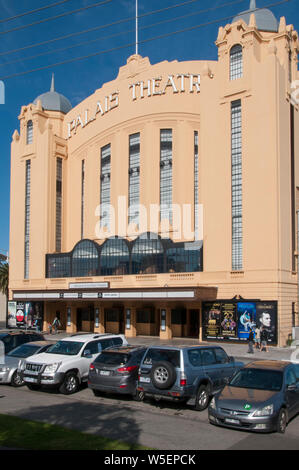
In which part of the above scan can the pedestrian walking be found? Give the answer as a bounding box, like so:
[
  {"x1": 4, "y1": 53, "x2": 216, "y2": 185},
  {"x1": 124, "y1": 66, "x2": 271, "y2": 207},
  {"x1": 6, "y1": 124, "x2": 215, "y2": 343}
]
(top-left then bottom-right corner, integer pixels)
[
  {"x1": 247, "y1": 328, "x2": 254, "y2": 354},
  {"x1": 254, "y1": 326, "x2": 260, "y2": 349},
  {"x1": 260, "y1": 326, "x2": 269, "y2": 352},
  {"x1": 48, "y1": 322, "x2": 53, "y2": 335},
  {"x1": 52, "y1": 316, "x2": 61, "y2": 334}
]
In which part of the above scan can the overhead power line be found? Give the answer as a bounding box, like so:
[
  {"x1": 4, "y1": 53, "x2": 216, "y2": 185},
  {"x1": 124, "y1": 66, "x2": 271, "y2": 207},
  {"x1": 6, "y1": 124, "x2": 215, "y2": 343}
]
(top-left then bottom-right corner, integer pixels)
[
  {"x1": 0, "y1": 0, "x2": 292, "y2": 81},
  {"x1": 0, "y1": 0, "x2": 74, "y2": 24},
  {"x1": 0, "y1": 0, "x2": 220, "y2": 56},
  {"x1": 0, "y1": 0, "x2": 246, "y2": 68},
  {"x1": 0, "y1": 0, "x2": 114, "y2": 36}
]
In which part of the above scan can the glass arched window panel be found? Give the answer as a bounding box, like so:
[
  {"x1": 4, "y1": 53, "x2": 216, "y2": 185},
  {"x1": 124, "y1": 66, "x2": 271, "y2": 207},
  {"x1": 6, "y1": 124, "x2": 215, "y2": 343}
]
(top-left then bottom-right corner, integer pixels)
[
  {"x1": 100, "y1": 238, "x2": 129, "y2": 276},
  {"x1": 230, "y1": 45, "x2": 243, "y2": 80},
  {"x1": 131, "y1": 233, "x2": 164, "y2": 274},
  {"x1": 27, "y1": 120, "x2": 33, "y2": 144},
  {"x1": 166, "y1": 246, "x2": 201, "y2": 273},
  {"x1": 72, "y1": 240, "x2": 99, "y2": 277}
]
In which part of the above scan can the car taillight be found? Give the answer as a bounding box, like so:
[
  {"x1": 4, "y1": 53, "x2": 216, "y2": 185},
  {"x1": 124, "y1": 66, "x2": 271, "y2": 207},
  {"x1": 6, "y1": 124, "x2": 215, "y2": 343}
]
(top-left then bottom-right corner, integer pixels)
[
  {"x1": 89, "y1": 364, "x2": 95, "y2": 371},
  {"x1": 117, "y1": 365, "x2": 138, "y2": 373},
  {"x1": 180, "y1": 372, "x2": 187, "y2": 386}
]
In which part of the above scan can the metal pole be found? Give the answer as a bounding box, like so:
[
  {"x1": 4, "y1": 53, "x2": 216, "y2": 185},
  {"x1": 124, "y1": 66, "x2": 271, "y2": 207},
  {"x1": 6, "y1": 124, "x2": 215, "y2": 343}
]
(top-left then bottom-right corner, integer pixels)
[{"x1": 135, "y1": 0, "x2": 138, "y2": 55}]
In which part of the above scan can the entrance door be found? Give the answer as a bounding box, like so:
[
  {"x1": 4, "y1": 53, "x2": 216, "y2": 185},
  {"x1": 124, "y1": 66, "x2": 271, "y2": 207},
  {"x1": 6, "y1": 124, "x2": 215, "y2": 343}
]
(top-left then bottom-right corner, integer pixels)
[
  {"x1": 189, "y1": 310, "x2": 199, "y2": 337},
  {"x1": 76, "y1": 307, "x2": 94, "y2": 332}
]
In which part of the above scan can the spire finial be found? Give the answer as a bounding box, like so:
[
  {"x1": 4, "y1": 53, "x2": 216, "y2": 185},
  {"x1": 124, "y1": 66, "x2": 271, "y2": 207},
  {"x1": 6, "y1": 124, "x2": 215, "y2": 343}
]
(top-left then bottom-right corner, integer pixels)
[
  {"x1": 50, "y1": 73, "x2": 55, "y2": 92},
  {"x1": 250, "y1": 0, "x2": 256, "y2": 9}
]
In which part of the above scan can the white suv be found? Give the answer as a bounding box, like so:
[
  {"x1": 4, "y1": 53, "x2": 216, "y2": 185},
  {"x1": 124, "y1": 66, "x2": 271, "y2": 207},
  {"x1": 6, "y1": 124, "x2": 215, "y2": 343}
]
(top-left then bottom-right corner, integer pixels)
[{"x1": 19, "y1": 333, "x2": 128, "y2": 394}]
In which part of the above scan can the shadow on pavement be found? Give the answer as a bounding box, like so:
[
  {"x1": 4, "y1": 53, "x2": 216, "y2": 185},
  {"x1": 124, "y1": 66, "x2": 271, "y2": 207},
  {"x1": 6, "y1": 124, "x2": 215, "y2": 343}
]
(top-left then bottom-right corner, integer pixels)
[{"x1": 13, "y1": 400, "x2": 142, "y2": 448}]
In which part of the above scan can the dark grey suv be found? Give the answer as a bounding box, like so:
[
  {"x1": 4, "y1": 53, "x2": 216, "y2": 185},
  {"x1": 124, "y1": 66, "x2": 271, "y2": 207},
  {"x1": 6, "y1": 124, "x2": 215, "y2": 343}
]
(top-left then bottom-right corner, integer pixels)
[{"x1": 137, "y1": 345, "x2": 243, "y2": 410}]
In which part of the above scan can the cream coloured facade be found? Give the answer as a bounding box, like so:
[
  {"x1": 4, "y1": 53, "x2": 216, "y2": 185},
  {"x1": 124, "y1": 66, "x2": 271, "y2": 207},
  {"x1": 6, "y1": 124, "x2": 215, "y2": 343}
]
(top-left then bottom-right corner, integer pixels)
[{"x1": 8, "y1": 4, "x2": 299, "y2": 346}]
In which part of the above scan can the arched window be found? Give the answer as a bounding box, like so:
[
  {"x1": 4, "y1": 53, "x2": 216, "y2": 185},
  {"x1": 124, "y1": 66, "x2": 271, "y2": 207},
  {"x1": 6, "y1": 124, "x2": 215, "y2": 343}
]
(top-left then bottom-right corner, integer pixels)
[
  {"x1": 72, "y1": 240, "x2": 99, "y2": 277},
  {"x1": 131, "y1": 233, "x2": 164, "y2": 274},
  {"x1": 230, "y1": 44, "x2": 243, "y2": 80},
  {"x1": 26, "y1": 120, "x2": 33, "y2": 144},
  {"x1": 100, "y1": 238, "x2": 129, "y2": 275},
  {"x1": 166, "y1": 246, "x2": 201, "y2": 273}
]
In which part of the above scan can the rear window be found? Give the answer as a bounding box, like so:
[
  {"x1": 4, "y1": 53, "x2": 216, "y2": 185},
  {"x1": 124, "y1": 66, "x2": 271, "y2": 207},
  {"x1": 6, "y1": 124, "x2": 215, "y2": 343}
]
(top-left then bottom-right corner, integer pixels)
[
  {"x1": 142, "y1": 349, "x2": 180, "y2": 367},
  {"x1": 94, "y1": 352, "x2": 129, "y2": 365}
]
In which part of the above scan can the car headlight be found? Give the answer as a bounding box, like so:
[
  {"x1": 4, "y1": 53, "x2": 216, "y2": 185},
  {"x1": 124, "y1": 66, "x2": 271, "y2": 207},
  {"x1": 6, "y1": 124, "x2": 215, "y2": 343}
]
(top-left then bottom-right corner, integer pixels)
[
  {"x1": 43, "y1": 363, "x2": 61, "y2": 374},
  {"x1": 18, "y1": 360, "x2": 25, "y2": 371},
  {"x1": 253, "y1": 404, "x2": 274, "y2": 417},
  {"x1": 209, "y1": 397, "x2": 217, "y2": 410},
  {"x1": 0, "y1": 366, "x2": 9, "y2": 372}
]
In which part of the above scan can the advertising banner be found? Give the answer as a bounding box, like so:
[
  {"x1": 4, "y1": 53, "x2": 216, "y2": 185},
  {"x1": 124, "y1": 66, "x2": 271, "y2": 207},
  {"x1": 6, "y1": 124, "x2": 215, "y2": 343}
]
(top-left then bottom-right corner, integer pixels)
[
  {"x1": 202, "y1": 300, "x2": 278, "y2": 344},
  {"x1": 7, "y1": 301, "x2": 17, "y2": 328},
  {"x1": 13, "y1": 302, "x2": 43, "y2": 329},
  {"x1": 16, "y1": 302, "x2": 25, "y2": 327},
  {"x1": 256, "y1": 301, "x2": 277, "y2": 344}
]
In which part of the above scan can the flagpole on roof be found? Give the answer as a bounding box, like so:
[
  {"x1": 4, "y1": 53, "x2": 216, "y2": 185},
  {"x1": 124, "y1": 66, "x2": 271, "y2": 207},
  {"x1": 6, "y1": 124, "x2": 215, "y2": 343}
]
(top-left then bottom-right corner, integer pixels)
[{"x1": 135, "y1": 0, "x2": 138, "y2": 55}]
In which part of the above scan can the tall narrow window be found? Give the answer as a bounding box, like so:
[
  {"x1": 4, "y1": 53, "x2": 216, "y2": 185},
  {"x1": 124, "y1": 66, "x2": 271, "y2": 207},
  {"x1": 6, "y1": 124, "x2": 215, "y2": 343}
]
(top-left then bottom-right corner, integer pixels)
[
  {"x1": 230, "y1": 44, "x2": 243, "y2": 80},
  {"x1": 100, "y1": 144, "x2": 111, "y2": 229},
  {"x1": 56, "y1": 158, "x2": 62, "y2": 252},
  {"x1": 128, "y1": 133, "x2": 140, "y2": 225},
  {"x1": 26, "y1": 120, "x2": 33, "y2": 145},
  {"x1": 81, "y1": 159, "x2": 85, "y2": 239},
  {"x1": 160, "y1": 129, "x2": 173, "y2": 223},
  {"x1": 24, "y1": 160, "x2": 31, "y2": 278},
  {"x1": 231, "y1": 100, "x2": 243, "y2": 270},
  {"x1": 289, "y1": 49, "x2": 292, "y2": 83},
  {"x1": 291, "y1": 105, "x2": 296, "y2": 271},
  {"x1": 194, "y1": 131, "x2": 199, "y2": 239}
]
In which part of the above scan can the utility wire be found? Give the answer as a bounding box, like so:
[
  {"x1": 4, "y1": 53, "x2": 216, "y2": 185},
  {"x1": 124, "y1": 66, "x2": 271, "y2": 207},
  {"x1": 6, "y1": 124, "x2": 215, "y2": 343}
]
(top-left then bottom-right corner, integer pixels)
[
  {"x1": 0, "y1": 0, "x2": 229, "y2": 56},
  {"x1": 0, "y1": 0, "x2": 74, "y2": 24},
  {"x1": 0, "y1": 0, "x2": 246, "y2": 68},
  {"x1": 0, "y1": 0, "x2": 114, "y2": 36},
  {"x1": 0, "y1": 0, "x2": 291, "y2": 81}
]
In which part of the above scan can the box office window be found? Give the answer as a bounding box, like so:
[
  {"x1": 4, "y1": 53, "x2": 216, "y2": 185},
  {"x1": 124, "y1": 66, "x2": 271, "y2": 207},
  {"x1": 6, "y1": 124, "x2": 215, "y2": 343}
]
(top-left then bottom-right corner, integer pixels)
[{"x1": 105, "y1": 309, "x2": 119, "y2": 322}]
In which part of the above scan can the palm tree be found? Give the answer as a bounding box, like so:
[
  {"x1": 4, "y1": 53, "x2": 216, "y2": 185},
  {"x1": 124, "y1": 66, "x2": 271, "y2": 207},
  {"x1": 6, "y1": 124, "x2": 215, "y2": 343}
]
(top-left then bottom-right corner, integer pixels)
[{"x1": 0, "y1": 262, "x2": 8, "y2": 298}]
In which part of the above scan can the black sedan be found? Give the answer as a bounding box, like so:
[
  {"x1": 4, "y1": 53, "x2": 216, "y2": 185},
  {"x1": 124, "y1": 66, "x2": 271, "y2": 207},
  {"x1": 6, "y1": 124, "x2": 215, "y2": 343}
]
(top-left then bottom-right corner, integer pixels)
[
  {"x1": 208, "y1": 361, "x2": 299, "y2": 433},
  {"x1": 88, "y1": 346, "x2": 147, "y2": 400}
]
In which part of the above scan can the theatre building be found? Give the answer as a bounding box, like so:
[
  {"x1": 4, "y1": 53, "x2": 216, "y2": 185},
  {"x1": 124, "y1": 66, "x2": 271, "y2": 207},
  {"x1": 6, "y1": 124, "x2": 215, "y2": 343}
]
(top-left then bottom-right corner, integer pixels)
[{"x1": 8, "y1": 3, "x2": 299, "y2": 346}]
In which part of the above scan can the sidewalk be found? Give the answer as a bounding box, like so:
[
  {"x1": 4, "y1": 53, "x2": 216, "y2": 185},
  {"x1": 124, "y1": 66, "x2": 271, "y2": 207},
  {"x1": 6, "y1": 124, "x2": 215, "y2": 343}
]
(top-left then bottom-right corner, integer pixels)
[{"x1": 42, "y1": 330, "x2": 298, "y2": 362}]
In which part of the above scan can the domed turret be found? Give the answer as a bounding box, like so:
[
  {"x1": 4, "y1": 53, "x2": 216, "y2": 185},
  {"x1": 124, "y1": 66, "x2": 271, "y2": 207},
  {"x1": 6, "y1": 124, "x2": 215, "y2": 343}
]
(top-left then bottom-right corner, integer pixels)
[
  {"x1": 233, "y1": 0, "x2": 278, "y2": 32},
  {"x1": 34, "y1": 74, "x2": 72, "y2": 114}
]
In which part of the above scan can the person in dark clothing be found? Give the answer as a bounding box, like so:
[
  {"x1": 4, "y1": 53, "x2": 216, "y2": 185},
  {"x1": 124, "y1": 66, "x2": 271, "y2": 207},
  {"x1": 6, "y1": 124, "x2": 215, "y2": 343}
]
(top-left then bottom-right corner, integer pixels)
[
  {"x1": 260, "y1": 327, "x2": 269, "y2": 352},
  {"x1": 247, "y1": 328, "x2": 254, "y2": 354}
]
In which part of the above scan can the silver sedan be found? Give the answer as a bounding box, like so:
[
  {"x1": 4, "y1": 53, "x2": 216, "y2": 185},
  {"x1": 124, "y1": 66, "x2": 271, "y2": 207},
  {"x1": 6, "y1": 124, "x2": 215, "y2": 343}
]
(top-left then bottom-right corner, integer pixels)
[{"x1": 0, "y1": 341, "x2": 54, "y2": 387}]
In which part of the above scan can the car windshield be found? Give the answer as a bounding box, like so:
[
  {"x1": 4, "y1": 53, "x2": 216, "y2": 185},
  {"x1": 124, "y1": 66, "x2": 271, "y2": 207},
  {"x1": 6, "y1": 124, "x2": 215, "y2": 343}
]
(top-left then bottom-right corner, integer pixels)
[
  {"x1": 94, "y1": 352, "x2": 129, "y2": 366},
  {"x1": 229, "y1": 368, "x2": 283, "y2": 392},
  {"x1": 7, "y1": 344, "x2": 40, "y2": 358},
  {"x1": 46, "y1": 341, "x2": 84, "y2": 356},
  {"x1": 142, "y1": 349, "x2": 180, "y2": 368}
]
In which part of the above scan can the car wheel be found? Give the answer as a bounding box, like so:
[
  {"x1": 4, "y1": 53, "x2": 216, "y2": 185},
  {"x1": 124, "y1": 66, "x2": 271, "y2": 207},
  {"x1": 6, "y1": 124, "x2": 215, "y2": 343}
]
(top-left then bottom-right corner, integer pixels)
[
  {"x1": 59, "y1": 372, "x2": 80, "y2": 395},
  {"x1": 133, "y1": 389, "x2": 145, "y2": 402},
  {"x1": 11, "y1": 370, "x2": 24, "y2": 387},
  {"x1": 195, "y1": 384, "x2": 210, "y2": 411},
  {"x1": 150, "y1": 361, "x2": 176, "y2": 390},
  {"x1": 277, "y1": 408, "x2": 287, "y2": 434},
  {"x1": 26, "y1": 384, "x2": 41, "y2": 391}
]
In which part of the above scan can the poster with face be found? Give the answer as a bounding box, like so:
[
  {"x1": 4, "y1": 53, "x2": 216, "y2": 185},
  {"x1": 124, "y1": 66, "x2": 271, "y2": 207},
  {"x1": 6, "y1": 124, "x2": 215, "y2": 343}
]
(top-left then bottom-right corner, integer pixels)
[
  {"x1": 256, "y1": 301, "x2": 277, "y2": 344},
  {"x1": 16, "y1": 302, "x2": 25, "y2": 327},
  {"x1": 237, "y1": 302, "x2": 256, "y2": 340}
]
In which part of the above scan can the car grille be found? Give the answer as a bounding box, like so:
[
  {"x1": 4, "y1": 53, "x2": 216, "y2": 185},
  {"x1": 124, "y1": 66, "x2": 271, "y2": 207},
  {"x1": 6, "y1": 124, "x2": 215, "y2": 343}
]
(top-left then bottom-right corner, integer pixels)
[
  {"x1": 25, "y1": 363, "x2": 43, "y2": 373},
  {"x1": 220, "y1": 408, "x2": 251, "y2": 417}
]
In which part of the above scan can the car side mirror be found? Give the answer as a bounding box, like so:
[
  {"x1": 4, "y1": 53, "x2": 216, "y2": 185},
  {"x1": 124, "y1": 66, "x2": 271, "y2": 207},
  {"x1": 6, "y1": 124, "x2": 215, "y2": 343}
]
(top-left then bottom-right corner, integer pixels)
[
  {"x1": 229, "y1": 356, "x2": 235, "y2": 363},
  {"x1": 287, "y1": 384, "x2": 296, "y2": 392},
  {"x1": 83, "y1": 350, "x2": 92, "y2": 358}
]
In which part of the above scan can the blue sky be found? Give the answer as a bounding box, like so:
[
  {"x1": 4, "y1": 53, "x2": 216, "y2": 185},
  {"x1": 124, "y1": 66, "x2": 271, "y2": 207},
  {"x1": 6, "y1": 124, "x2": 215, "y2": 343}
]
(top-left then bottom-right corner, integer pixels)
[{"x1": 0, "y1": 0, "x2": 298, "y2": 257}]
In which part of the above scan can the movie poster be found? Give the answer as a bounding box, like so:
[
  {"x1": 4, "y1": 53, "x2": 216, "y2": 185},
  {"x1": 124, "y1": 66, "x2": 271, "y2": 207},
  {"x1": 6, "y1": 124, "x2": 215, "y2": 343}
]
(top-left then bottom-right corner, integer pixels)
[
  {"x1": 202, "y1": 302, "x2": 222, "y2": 339},
  {"x1": 256, "y1": 301, "x2": 277, "y2": 344},
  {"x1": 237, "y1": 302, "x2": 256, "y2": 340},
  {"x1": 7, "y1": 301, "x2": 17, "y2": 327},
  {"x1": 220, "y1": 302, "x2": 238, "y2": 339},
  {"x1": 16, "y1": 302, "x2": 25, "y2": 327}
]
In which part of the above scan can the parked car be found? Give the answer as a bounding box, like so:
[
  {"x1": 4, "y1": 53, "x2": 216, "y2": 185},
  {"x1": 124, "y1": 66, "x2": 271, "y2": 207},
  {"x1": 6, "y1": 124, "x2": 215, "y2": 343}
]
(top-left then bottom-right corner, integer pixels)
[
  {"x1": 0, "y1": 330, "x2": 45, "y2": 354},
  {"x1": 0, "y1": 341, "x2": 54, "y2": 387},
  {"x1": 19, "y1": 333, "x2": 128, "y2": 394},
  {"x1": 137, "y1": 345, "x2": 243, "y2": 410},
  {"x1": 88, "y1": 346, "x2": 147, "y2": 400},
  {"x1": 208, "y1": 361, "x2": 299, "y2": 433}
]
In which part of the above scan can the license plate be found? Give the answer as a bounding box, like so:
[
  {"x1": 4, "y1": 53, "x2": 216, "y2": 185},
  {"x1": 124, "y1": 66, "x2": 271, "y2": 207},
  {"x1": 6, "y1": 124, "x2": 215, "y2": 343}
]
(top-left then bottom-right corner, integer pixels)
[
  {"x1": 225, "y1": 418, "x2": 240, "y2": 425},
  {"x1": 139, "y1": 376, "x2": 150, "y2": 383},
  {"x1": 99, "y1": 370, "x2": 111, "y2": 376},
  {"x1": 25, "y1": 377, "x2": 37, "y2": 383}
]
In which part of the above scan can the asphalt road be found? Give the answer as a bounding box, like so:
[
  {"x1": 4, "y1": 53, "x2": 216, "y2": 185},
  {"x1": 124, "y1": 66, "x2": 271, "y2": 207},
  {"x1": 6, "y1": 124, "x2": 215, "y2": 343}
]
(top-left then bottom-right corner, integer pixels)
[{"x1": 0, "y1": 381, "x2": 298, "y2": 450}]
